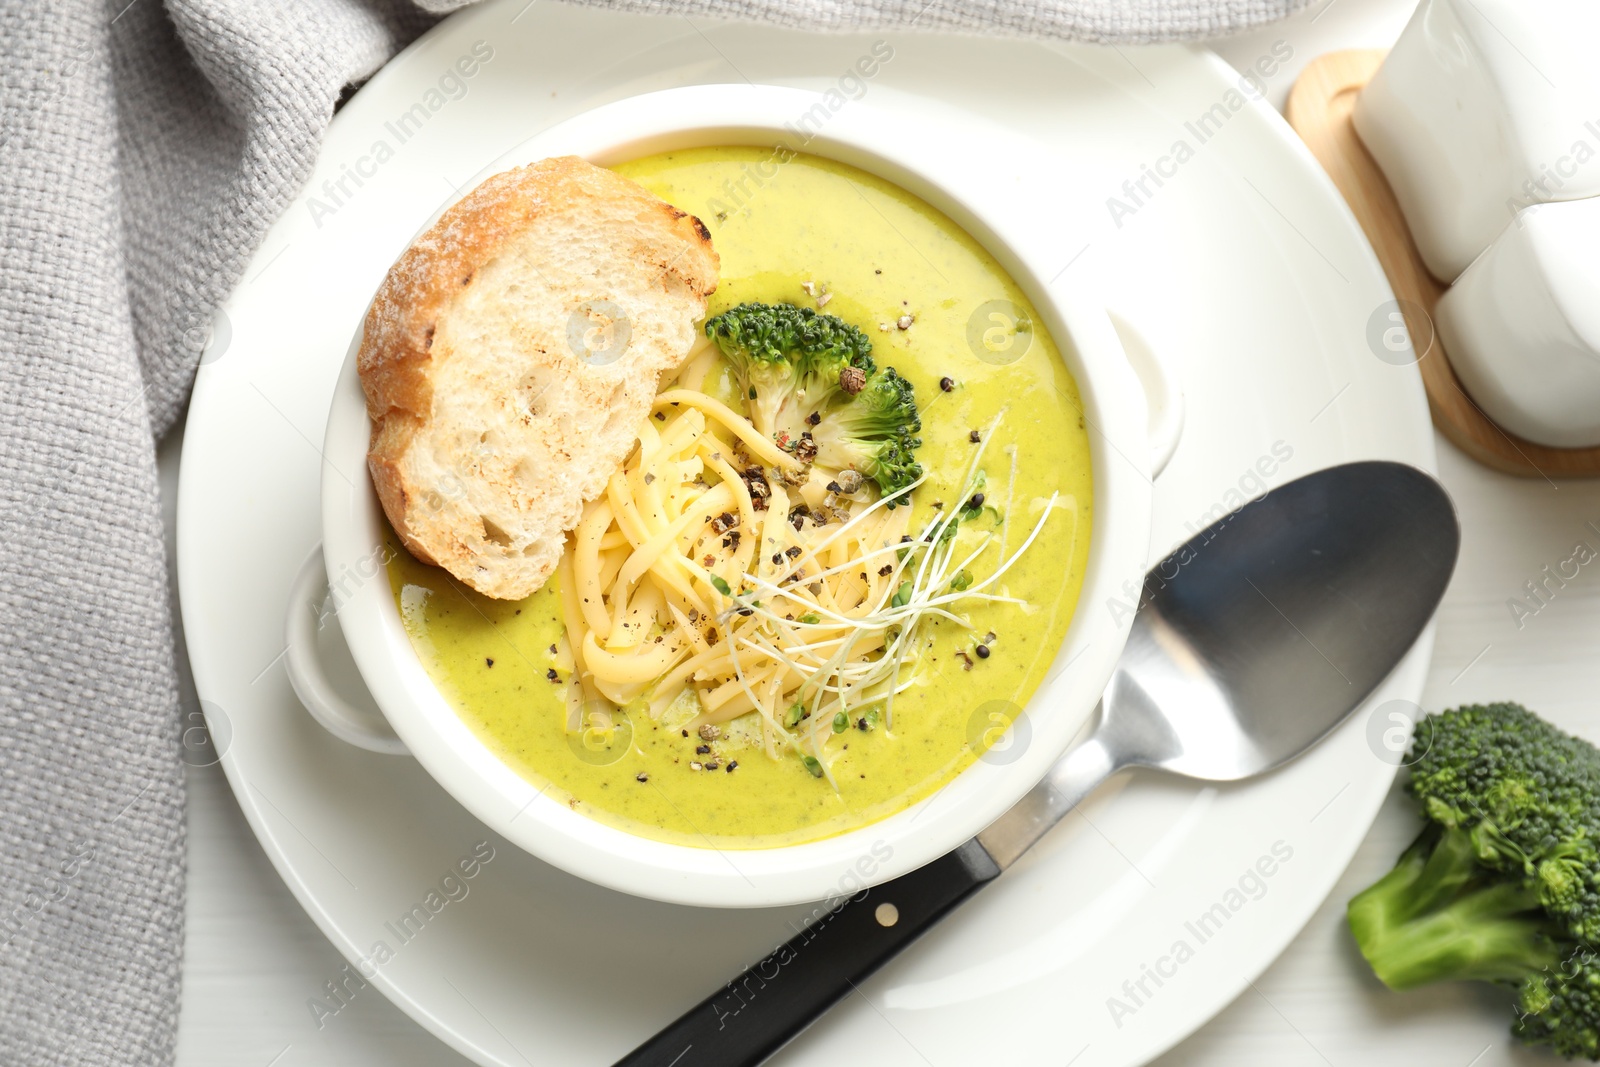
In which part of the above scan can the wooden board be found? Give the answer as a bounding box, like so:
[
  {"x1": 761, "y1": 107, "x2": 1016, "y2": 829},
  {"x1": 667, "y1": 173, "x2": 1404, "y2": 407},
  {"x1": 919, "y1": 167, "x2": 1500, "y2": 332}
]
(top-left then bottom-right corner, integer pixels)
[{"x1": 1285, "y1": 49, "x2": 1600, "y2": 479}]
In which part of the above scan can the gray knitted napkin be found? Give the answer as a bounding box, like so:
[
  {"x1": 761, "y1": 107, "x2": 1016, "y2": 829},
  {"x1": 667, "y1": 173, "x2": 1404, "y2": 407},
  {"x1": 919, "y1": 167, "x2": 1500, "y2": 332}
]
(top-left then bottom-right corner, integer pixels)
[{"x1": 0, "y1": 0, "x2": 1309, "y2": 1062}]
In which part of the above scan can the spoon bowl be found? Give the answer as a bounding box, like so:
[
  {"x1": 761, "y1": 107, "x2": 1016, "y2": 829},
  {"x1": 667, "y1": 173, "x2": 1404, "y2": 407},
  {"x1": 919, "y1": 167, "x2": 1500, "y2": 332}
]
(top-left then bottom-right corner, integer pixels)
[
  {"x1": 980, "y1": 460, "x2": 1460, "y2": 868},
  {"x1": 1112, "y1": 460, "x2": 1459, "y2": 781}
]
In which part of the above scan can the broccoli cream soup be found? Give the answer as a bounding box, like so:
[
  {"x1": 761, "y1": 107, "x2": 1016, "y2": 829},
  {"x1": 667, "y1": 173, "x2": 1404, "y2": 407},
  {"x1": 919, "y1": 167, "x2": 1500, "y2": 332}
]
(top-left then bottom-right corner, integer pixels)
[{"x1": 388, "y1": 148, "x2": 1093, "y2": 848}]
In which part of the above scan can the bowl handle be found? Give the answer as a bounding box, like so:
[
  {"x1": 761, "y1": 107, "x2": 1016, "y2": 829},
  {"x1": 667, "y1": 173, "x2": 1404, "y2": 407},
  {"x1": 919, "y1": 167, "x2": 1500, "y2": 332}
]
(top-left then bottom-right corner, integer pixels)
[
  {"x1": 1109, "y1": 310, "x2": 1185, "y2": 479},
  {"x1": 284, "y1": 545, "x2": 411, "y2": 756}
]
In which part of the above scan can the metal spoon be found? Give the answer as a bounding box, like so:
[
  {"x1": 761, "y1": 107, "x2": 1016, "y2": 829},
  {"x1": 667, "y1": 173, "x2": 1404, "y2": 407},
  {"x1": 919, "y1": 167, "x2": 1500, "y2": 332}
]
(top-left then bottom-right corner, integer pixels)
[{"x1": 616, "y1": 460, "x2": 1460, "y2": 1067}]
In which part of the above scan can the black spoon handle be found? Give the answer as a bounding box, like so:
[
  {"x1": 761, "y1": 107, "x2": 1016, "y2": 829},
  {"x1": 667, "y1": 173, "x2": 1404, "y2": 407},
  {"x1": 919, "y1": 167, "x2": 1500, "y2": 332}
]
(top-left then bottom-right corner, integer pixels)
[{"x1": 613, "y1": 840, "x2": 1001, "y2": 1067}]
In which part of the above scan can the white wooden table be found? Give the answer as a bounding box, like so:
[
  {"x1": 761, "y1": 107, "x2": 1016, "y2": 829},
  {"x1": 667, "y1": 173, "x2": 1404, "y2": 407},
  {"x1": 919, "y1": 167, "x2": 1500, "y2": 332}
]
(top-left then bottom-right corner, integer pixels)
[{"x1": 171, "y1": 0, "x2": 1594, "y2": 1062}]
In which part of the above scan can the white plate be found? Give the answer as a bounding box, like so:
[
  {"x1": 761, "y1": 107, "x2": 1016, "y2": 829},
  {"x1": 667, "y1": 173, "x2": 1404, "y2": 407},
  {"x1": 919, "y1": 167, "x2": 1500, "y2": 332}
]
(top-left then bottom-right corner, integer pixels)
[{"x1": 175, "y1": 4, "x2": 1435, "y2": 1066}]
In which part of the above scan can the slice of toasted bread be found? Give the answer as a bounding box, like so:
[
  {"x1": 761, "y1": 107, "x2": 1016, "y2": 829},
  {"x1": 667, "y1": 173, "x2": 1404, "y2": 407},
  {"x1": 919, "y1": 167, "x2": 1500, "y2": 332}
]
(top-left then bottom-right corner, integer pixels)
[{"x1": 359, "y1": 156, "x2": 719, "y2": 600}]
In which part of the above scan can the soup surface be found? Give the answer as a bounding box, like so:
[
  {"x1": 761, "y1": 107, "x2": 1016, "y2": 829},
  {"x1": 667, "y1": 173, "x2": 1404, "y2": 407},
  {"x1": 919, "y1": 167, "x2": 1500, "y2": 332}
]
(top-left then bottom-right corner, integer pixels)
[{"x1": 387, "y1": 147, "x2": 1094, "y2": 847}]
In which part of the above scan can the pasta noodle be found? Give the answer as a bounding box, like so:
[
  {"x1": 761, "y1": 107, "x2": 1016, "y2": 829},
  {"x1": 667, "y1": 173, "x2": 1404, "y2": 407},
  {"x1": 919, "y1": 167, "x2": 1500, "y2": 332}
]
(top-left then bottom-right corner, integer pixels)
[{"x1": 557, "y1": 393, "x2": 1065, "y2": 772}]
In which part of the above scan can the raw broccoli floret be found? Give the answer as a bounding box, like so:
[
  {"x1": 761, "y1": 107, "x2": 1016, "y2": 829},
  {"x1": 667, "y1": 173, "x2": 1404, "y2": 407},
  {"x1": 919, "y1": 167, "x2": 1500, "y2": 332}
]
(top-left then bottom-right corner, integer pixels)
[
  {"x1": 703, "y1": 302, "x2": 805, "y2": 437},
  {"x1": 791, "y1": 319, "x2": 875, "y2": 431},
  {"x1": 703, "y1": 302, "x2": 874, "y2": 440},
  {"x1": 1348, "y1": 703, "x2": 1600, "y2": 1060},
  {"x1": 810, "y1": 367, "x2": 923, "y2": 502},
  {"x1": 704, "y1": 302, "x2": 921, "y2": 501}
]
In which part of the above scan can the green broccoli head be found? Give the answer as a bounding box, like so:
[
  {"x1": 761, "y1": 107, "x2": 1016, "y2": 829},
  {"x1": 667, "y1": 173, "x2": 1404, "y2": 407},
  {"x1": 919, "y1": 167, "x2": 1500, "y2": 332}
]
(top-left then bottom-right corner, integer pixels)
[
  {"x1": 1408, "y1": 702, "x2": 1600, "y2": 942},
  {"x1": 703, "y1": 302, "x2": 874, "y2": 440},
  {"x1": 704, "y1": 302, "x2": 805, "y2": 437},
  {"x1": 814, "y1": 431, "x2": 923, "y2": 502},
  {"x1": 793, "y1": 320, "x2": 875, "y2": 422},
  {"x1": 1348, "y1": 703, "x2": 1600, "y2": 1059},
  {"x1": 1519, "y1": 955, "x2": 1600, "y2": 1061},
  {"x1": 810, "y1": 368, "x2": 923, "y2": 503},
  {"x1": 704, "y1": 302, "x2": 923, "y2": 503},
  {"x1": 832, "y1": 366, "x2": 921, "y2": 439}
]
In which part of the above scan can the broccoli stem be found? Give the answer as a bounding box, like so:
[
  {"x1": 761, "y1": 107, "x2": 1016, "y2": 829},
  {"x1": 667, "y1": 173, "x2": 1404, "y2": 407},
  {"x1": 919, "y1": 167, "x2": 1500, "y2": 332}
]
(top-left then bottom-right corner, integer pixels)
[{"x1": 1350, "y1": 825, "x2": 1565, "y2": 990}]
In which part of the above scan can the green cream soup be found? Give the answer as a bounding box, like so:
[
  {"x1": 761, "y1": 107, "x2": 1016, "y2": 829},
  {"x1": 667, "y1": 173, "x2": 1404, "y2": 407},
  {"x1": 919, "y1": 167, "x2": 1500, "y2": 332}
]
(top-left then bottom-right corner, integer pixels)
[{"x1": 387, "y1": 147, "x2": 1094, "y2": 848}]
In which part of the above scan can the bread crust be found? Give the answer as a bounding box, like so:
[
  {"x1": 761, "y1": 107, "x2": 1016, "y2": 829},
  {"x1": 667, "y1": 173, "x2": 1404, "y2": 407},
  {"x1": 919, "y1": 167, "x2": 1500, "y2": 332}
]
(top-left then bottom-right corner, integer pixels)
[{"x1": 358, "y1": 156, "x2": 718, "y2": 599}]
